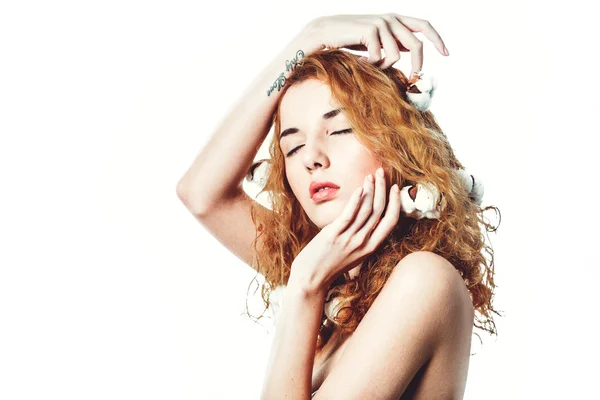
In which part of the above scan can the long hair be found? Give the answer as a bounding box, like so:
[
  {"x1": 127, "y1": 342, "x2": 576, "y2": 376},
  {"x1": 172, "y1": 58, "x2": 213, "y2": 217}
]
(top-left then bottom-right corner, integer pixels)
[{"x1": 246, "y1": 48, "x2": 501, "y2": 352}]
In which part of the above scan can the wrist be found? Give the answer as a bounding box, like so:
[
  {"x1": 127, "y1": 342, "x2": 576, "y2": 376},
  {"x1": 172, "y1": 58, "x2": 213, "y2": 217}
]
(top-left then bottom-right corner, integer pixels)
[
  {"x1": 291, "y1": 21, "x2": 324, "y2": 56},
  {"x1": 288, "y1": 265, "x2": 328, "y2": 299}
]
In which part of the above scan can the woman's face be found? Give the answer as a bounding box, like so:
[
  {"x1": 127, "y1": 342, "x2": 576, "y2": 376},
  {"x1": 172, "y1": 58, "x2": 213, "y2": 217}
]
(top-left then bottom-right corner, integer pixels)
[{"x1": 279, "y1": 79, "x2": 383, "y2": 229}]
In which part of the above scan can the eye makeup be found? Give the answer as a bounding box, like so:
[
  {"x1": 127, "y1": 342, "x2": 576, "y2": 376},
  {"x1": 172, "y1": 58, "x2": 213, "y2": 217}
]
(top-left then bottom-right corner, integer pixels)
[{"x1": 285, "y1": 128, "x2": 353, "y2": 157}]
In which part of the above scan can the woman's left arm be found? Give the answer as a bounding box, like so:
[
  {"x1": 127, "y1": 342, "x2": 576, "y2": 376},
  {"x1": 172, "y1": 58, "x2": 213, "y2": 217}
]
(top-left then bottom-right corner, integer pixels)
[
  {"x1": 261, "y1": 171, "x2": 400, "y2": 399},
  {"x1": 260, "y1": 273, "x2": 327, "y2": 400}
]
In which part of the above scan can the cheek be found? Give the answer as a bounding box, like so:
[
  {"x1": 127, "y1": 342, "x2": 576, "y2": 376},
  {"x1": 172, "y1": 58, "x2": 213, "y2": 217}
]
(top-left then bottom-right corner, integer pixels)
[
  {"x1": 344, "y1": 144, "x2": 381, "y2": 172},
  {"x1": 285, "y1": 169, "x2": 304, "y2": 199}
]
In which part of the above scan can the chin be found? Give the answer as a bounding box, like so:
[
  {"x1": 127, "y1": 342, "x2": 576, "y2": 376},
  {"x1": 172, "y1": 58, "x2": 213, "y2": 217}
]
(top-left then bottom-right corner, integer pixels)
[
  {"x1": 300, "y1": 195, "x2": 344, "y2": 229},
  {"x1": 311, "y1": 209, "x2": 342, "y2": 230}
]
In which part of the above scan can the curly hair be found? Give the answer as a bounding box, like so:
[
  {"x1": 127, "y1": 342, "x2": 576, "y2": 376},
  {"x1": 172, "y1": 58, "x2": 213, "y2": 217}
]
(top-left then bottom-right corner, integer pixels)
[{"x1": 245, "y1": 48, "x2": 502, "y2": 353}]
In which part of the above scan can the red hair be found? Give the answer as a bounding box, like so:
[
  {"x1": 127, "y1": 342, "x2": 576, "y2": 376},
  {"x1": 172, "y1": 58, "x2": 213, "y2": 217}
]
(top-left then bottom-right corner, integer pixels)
[{"x1": 246, "y1": 49, "x2": 502, "y2": 351}]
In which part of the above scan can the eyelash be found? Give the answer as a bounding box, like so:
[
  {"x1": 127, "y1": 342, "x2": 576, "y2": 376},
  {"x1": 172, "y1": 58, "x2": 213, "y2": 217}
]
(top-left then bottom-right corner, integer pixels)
[{"x1": 285, "y1": 129, "x2": 353, "y2": 157}]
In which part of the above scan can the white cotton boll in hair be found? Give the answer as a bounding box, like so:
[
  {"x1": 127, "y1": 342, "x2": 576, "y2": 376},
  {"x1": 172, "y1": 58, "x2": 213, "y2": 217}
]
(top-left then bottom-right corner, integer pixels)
[
  {"x1": 455, "y1": 169, "x2": 485, "y2": 205},
  {"x1": 406, "y1": 74, "x2": 437, "y2": 112},
  {"x1": 245, "y1": 159, "x2": 271, "y2": 189},
  {"x1": 399, "y1": 182, "x2": 441, "y2": 219},
  {"x1": 469, "y1": 173, "x2": 485, "y2": 205},
  {"x1": 324, "y1": 288, "x2": 342, "y2": 325},
  {"x1": 456, "y1": 169, "x2": 474, "y2": 192}
]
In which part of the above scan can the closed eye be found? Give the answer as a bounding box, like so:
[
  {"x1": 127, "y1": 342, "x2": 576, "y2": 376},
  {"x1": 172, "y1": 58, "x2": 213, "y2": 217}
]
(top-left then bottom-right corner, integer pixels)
[{"x1": 285, "y1": 129, "x2": 353, "y2": 157}]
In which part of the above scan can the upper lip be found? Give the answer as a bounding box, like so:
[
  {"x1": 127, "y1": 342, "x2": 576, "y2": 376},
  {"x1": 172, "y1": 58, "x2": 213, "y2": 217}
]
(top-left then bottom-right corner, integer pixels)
[{"x1": 309, "y1": 181, "x2": 340, "y2": 197}]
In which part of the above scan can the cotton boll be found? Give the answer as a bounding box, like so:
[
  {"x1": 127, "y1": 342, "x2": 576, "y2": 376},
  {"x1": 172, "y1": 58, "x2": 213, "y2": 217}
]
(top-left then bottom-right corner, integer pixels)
[
  {"x1": 406, "y1": 73, "x2": 437, "y2": 112},
  {"x1": 399, "y1": 181, "x2": 441, "y2": 219}
]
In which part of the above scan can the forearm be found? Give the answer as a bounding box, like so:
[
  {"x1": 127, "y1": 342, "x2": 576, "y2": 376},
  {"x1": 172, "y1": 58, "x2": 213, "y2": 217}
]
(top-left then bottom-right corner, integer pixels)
[
  {"x1": 177, "y1": 23, "x2": 323, "y2": 213},
  {"x1": 261, "y1": 275, "x2": 327, "y2": 400}
]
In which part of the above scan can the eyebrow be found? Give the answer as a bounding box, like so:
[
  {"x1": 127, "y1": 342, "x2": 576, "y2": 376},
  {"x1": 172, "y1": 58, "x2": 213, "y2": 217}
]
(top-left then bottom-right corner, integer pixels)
[{"x1": 280, "y1": 108, "x2": 345, "y2": 139}]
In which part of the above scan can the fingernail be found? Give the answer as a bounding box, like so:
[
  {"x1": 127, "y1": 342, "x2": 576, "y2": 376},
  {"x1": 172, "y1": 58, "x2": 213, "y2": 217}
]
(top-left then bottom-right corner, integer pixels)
[
  {"x1": 393, "y1": 184, "x2": 400, "y2": 193},
  {"x1": 377, "y1": 167, "x2": 384, "y2": 177},
  {"x1": 368, "y1": 174, "x2": 374, "y2": 183},
  {"x1": 443, "y1": 46, "x2": 449, "y2": 56}
]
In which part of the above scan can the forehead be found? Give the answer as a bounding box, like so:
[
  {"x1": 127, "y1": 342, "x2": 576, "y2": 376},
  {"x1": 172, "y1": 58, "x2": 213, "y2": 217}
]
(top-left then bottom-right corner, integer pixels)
[{"x1": 279, "y1": 79, "x2": 342, "y2": 125}]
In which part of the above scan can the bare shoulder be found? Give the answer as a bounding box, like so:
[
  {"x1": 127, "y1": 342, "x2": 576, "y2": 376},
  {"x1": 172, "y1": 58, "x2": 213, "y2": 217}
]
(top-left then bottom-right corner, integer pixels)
[
  {"x1": 313, "y1": 251, "x2": 474, "y2": 398},
  {"x1": 390, "y1": 250, "x2": 473, "y2": 304},
  {"x1": 388, "y1": 250, "x2": 475, "y2": 333},
  {"x1": 393, "y1": 250, "x2": 459, "y2": 276}
]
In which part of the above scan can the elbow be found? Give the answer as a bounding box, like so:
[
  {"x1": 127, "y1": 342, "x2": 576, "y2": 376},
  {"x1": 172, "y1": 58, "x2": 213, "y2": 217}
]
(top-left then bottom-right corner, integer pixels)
[
  {"x1": 176, "y1": 179, "x2": 191, "y2": 205},
  {"x1": 176, "y1": 180, "x2": 201, "y2": 212},
  {"x1": 176, "y1": 180, "x2": 214, "y2": 216},
  {"x1": 176, "y1": 179, "x2": 188, "y2": 201}
]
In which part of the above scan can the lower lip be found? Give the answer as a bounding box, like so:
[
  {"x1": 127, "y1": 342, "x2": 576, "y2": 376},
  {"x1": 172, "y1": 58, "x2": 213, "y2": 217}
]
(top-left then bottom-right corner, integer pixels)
[{"x1": 311, "y1": 188, "x2": 340, "y2": 202}]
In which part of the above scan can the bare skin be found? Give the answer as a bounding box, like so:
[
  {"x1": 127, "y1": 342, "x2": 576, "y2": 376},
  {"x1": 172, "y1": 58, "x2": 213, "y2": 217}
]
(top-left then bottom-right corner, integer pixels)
[
  {"x1": 176, "y1": 13, "x2": 473, "y2": 399},
  {"x1": 278, "y1": 78, "x2": 385, "y2": 283},
  {"x1": 311, "y1": 280, "x2": 474, "y2": 400},
  {"x1": 298, "y1": 250, "x2": 474, "y2": 400},
  {"x1": 270, "y1": 132, "x2": 468, "y2": 398}
]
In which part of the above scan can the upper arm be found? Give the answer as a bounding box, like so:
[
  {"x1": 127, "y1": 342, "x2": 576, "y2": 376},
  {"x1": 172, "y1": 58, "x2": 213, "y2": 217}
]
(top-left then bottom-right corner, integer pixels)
[
  {"x1": 313, "y1": 251, "x2": 473, "y2": 400},
  {"x1": 177, "y1": 185, "x2": 270, "y2": 272}
]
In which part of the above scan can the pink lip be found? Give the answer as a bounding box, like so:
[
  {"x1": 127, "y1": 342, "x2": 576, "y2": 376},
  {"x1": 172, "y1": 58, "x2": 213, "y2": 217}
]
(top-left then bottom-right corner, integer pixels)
[
  {"x1": 309, "y1": 181, "x2": 341, "y2": 198},
  {"x1": 311, "y1": 187, "x2": 340, "y2": 203}
]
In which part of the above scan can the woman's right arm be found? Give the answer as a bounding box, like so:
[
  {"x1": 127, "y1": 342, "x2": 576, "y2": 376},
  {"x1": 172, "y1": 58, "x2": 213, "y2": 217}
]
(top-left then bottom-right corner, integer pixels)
[
  {"x1": 176, "y1": 14, "x2": 447, "y2": 270},
  {"x1": 177, "y1": 13, "x2": 448, "y2": 211},
  {"x1": 176, "y1": 21, "x2": 323, "y2": 214}
]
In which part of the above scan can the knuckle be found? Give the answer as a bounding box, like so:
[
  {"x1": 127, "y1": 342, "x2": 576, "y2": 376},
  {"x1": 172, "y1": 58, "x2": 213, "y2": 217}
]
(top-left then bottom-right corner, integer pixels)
[
  {"x1": 366, "y1": 24, "x2": 378, "y2": 37},
  {"x1": 366, "y1": 240, "x2": 378, "y2": 253},
  {"x1": 421, "y1": 19, "x2": 432, "y2": 27},
  {"x1": 340, "y1": 238, "x2": 353, "y2": 250},
  {"x1": 324, "y1": 235, "x2": 337, "y2": 247},
  {"x1": 348, "y1": 237, "x2": 360, "y2": 250},
  {"x1": 323, "y1": 229, "x2": 340, "y2": 244},
  {"x1": 375, "y1": 16, "x2": 389, "y2": 28},
  {"x1": 335, "y1": 232, "x2": 348, "y2": 244},
  {"x1": 350, "y1": 233, "x2": 368, "y2": 249}
]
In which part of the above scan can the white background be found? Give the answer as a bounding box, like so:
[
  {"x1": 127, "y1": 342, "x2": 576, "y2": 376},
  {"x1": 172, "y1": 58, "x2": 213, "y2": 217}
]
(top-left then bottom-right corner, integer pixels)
[{"x1": 1, "y1": 1, "x2": 598, "y2": 399}]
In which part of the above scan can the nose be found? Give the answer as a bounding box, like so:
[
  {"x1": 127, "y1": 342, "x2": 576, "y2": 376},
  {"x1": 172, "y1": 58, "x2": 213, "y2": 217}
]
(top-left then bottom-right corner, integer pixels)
[{"x1": 302, "y1": 136, "x2": 330, "y2": 171}]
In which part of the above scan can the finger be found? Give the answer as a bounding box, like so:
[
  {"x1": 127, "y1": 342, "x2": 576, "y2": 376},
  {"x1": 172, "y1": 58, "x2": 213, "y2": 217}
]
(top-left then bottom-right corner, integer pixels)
[
  {"x1": 374, "y1": 21, "x2": 401, "y2": 69},
  {"x1": 367, "y1": 184, "x2": 401, "y2": 247},
  {"x1": 409, "y1": 40, "x2": 424, "y2": 80},
  {"x1": 383, "y1": 18, "x2": 424, "y2": 78},
  {"x1": 330, "y1": 186, "x2": 364, "y2": 234},
  {"x1": 356, "y1": 167, "x2": 387, "y2": 235},
  {"x1": 345, "y1": 174, "x2": 375, "y2": 235},
  {"x1": 363, "y1": 25, "x2": 384, "y2": 64},
  {"x1": 393, "y1": 14, "x2": 449, "y2": 56}
]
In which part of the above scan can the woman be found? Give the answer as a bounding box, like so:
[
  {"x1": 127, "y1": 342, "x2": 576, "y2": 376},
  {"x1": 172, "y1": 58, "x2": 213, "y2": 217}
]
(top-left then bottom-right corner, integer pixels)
[{"x1": 177, "y1": 13, "x2": 500, "y2": 399}]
